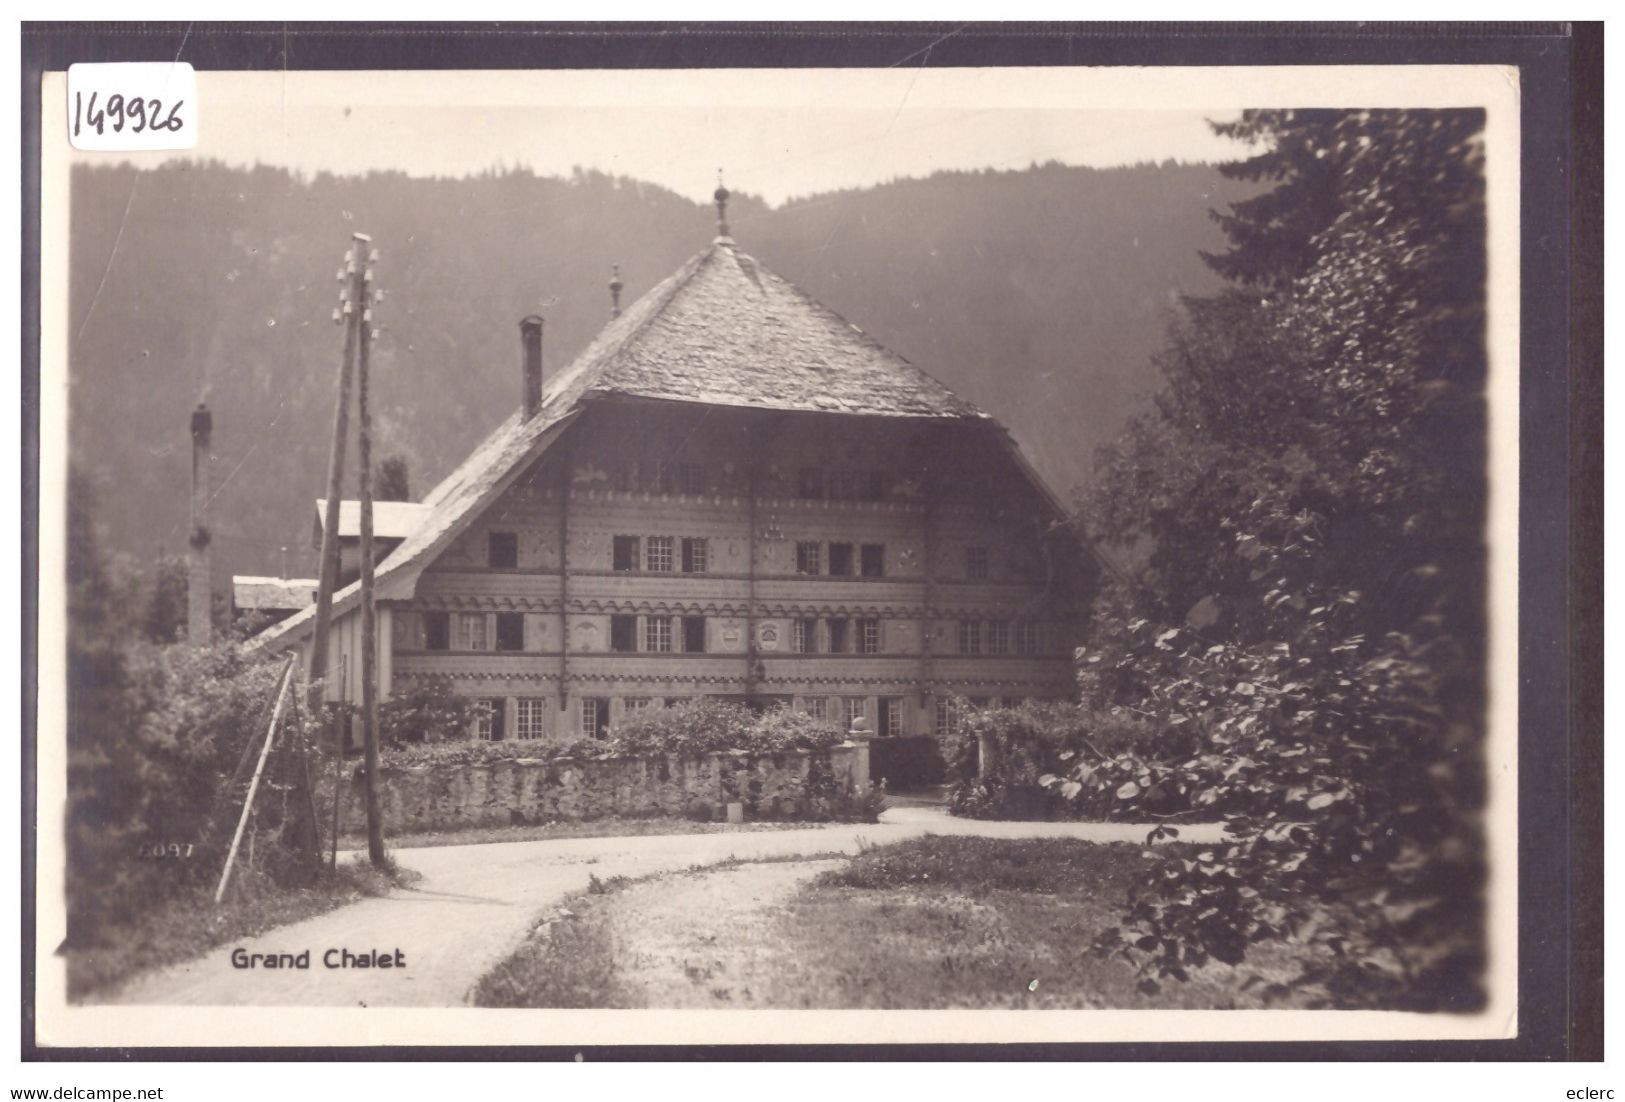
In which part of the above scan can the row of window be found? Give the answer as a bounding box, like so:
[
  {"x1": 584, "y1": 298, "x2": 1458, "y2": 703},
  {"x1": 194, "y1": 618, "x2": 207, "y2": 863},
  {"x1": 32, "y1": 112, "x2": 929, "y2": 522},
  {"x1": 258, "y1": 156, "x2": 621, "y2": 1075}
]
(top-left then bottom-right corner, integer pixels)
[
  {"x1": 472, "y1": 696, "x2": 552, "y2": 742},
  {"x1": 957, "y1": 619, "x2": 1045, "y2": 656},
  {"x1": 793, "y1": 540, "x2": 886, "y2": 578},
  {"x1": 415, "y1": 611, "x2": 528, "y2": 652},
  {"x1": 796, "y1": 467, "x2": 887, "y2": 502},
  {"x1": 467, "y1": 693, "x2": 1042, "y2": 742},
  {"x1": 612, "y1": 535, "x2": 709, "y2": 574},
  {"x1": 610, "y1": 614, "x2": 708, "y2": 654},
  {"x1": 405, "y1": 611, "x2": 1053, "y2": 655},
  {"x1": 611, "y1": 460, "x2": 710, "y2": 496},
  {"x1": 791, "y1": 616, "x2": 882, "y2": 654},
  {"x1": 486, "y1": 527, "x2": 1001, "y2": 582},
  {"x1": 586, "y1": 461, "x2": 891, "y2": 501}
]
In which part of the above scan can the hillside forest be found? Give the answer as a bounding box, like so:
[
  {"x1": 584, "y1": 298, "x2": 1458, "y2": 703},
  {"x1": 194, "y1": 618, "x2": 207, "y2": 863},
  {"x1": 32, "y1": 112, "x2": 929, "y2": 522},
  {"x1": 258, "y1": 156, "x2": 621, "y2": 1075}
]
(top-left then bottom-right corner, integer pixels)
[{"x1": 67, "y1": 158, "x2": 1249, "y2": 588}]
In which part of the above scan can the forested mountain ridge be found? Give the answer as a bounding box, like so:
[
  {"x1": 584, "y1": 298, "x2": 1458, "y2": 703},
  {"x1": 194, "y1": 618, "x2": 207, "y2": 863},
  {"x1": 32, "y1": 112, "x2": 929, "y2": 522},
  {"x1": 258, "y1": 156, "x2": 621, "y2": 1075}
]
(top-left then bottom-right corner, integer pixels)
[{"x1": 67, "y1": 159, "x2": 1251, "y2": 585}]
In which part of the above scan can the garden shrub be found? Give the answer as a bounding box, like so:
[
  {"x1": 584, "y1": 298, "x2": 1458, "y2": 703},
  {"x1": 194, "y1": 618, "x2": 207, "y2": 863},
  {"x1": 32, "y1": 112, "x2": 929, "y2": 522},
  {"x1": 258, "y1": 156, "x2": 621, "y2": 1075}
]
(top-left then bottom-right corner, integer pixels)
[
  {"x1": 606, "y1": 699, "x2": 844, "y2": 758},
  {"x1": 944, "y1": 699, "x2": 1189, "y2": 821},
  {"x1": 65, "y1": 641, "x2": 305, "y2": 945},
  {"x1": 1060, "y1": 601, "x2": 1483, "y2": 1010},
  {"x1": 378, "y1": 700, "x2": 845, "y2": 771},
  {"x1": 382, "y1": 737, "x2": 606, "y2": 768},
  {"x1": 377, "y1": 675, "x2": 480, "y2": 745}
]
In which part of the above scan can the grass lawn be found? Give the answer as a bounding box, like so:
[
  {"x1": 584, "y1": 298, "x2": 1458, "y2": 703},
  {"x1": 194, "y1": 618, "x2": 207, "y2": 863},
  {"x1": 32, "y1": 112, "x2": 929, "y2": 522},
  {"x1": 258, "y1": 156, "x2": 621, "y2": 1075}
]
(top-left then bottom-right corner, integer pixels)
[
  {"x1": 67, "y1": 860, "x2": 414, "y2": 1001},
  {"x1": 473, "y1": 835, "x2": 1320, "y2": 1009},
  {"x1": 338, "y1": 816, "x2": 835, "y2": 851}
]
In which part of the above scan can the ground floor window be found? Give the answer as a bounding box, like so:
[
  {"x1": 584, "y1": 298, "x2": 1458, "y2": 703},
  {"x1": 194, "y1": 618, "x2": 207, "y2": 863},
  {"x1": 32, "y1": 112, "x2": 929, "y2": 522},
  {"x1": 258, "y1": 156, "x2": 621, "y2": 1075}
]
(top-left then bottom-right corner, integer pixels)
[
  {"x1": 934, "y1": 697, "x2": 955, "y2": 737},
  {"x1": 623, "y1": 696, "x2": 652, "y2": 714},
  {"x1": 515, "y1": 697, "x2": 548, "y2": 740},
  {"x1": 844, "y1": 696, "x2": 867, "y2": 730},
  {"x1": 474, "y1": 697, "x2": 505, "y2": 741},
  {"x1": 802, "y1": 696, "x2": 827, "y2": 720},
  {"x1": 582, "y1": 696, "x2": 610, "y2": 739},
  {"x1": 879, "y1": 696, "x2": 904, "y2": 736}
]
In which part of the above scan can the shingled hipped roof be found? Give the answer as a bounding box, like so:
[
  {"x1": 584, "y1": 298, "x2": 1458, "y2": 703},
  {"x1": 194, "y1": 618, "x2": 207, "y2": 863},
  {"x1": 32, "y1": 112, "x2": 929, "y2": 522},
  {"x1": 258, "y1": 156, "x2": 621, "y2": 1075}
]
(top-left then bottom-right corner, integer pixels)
[
  {"x1": 253, "y1": 236, "x2": 992, "y2": 653},
  {"x1": 575, "y1": 237, "x2": 982, "y2": 418}
]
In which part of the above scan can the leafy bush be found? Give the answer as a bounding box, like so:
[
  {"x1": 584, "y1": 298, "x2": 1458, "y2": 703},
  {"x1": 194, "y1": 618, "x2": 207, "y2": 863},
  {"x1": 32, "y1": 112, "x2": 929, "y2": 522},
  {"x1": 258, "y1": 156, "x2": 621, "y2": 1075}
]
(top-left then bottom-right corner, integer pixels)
[
  {"x1": 377, "y1": 675, "x2": 480, "y2": 745},
  {"x1": 1063, "y1": 110, "x2": 1487, "y2": 1011},
  {"x1": 944, "y1": 699, "x2": 1186, "y2": 821},
  {"x1": 66, "y1": 641, "x2": 308, "y2": 945},
  {"x1": 383, "y1": 736, "x2": 605, "y2": 768},
  {"x1": 1061, "y1": 606, "x2": 1482, "y2": 1009},
  {"x1": 607, "y1": 699, "x2": 844, "y2": 758},
  {"x1": 747, "y1": 704, "x2": 850, "y2": 753},
  {"x1": 839, "y1": 780, "x2": 889, "y2": 824},
  {"x1": 381, "y1": 700, "x2": 845, "y2": 768},
  {"x1": 606, "y1": 698, "x2": 752, "y2": 756}
]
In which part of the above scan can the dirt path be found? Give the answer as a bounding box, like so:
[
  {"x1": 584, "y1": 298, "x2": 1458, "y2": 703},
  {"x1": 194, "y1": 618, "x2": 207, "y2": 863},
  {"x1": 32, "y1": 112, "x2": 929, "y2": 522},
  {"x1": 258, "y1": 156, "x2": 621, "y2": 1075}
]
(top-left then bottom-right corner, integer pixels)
[
  {"x1": 96, "y1": 811, "x2": 1224, "y2": 1008},
  {"x1": 601, "y1": 860, "x2": 844, "y2": 1008}
]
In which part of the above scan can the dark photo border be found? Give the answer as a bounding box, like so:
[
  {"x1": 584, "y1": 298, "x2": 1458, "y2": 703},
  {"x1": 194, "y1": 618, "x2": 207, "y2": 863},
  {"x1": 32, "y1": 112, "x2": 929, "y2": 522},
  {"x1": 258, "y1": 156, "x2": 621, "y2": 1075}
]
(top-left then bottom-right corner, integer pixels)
[{"x1": 19, "y1": 20, "x2": 1602, "y2": 1062}]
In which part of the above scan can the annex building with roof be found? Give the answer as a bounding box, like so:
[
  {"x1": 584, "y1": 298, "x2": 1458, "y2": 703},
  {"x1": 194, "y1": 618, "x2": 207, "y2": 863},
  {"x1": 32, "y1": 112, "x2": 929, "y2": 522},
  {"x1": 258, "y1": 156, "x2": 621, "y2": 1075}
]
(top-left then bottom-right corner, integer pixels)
[{"x1": 256, "y1": 187, "x2": 1094, "y2": 743}]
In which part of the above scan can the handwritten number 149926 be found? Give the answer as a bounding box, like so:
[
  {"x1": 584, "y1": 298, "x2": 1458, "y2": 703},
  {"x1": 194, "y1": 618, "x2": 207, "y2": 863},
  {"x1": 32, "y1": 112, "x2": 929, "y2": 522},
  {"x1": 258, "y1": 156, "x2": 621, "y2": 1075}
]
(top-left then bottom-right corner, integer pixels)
[{"x1": 74, "y1": 90, "x2": 185, "y2": 136}]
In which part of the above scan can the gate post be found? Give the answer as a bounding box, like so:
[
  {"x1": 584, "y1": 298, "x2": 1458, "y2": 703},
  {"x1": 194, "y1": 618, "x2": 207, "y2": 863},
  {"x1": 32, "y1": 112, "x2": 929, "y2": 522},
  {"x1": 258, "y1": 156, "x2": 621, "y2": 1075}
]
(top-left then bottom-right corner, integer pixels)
[
  {"x1": 976, "y1": 729, "x2": 995, "y2": 780},
  {"x1": 847, "y1": 716, "x2": 873, "y2": 792}
]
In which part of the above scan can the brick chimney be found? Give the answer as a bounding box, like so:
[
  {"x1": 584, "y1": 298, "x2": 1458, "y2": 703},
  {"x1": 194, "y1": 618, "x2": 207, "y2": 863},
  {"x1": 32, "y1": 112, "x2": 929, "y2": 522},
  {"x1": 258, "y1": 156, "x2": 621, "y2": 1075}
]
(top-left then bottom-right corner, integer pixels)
[
  {"x1": 188, "y1": 402, "x2": 213, "y2": 645},
  {"x1": 520, "y1": 315, "x2": 544, "y2": 419}
]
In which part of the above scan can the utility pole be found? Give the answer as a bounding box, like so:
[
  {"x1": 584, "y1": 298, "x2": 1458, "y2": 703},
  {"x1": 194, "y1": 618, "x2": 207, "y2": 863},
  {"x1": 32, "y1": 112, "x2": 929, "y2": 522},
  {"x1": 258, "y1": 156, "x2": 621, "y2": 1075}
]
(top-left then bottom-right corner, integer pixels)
[
  {"x1": 355, "y1": 237, "x2": 387, "y2": 868},
  {"x1": 188, "y1": 402, "x2": 214, "y2": 645},
  {"x1": 307, "y1": 235, "x2": 365, "y2": 728}
]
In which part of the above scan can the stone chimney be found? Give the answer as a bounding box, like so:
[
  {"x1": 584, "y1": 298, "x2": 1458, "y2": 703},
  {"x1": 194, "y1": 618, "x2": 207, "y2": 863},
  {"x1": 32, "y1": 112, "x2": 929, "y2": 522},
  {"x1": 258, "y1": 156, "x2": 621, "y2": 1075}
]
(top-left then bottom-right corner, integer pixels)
[
  {"x1": 188, "y1": 402, "x2": 213, "y2": 645},
  {"x1": 520, "y1": 315, "x2": 544, "y2": 419}
]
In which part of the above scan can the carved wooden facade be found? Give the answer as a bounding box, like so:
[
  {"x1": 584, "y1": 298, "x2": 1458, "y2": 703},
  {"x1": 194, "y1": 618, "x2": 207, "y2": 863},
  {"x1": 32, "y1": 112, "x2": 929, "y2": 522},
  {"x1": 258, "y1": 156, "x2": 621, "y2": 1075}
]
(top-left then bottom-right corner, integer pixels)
[{"x1": 391, "y1": 402, "x2": 1085, "y2": 741}]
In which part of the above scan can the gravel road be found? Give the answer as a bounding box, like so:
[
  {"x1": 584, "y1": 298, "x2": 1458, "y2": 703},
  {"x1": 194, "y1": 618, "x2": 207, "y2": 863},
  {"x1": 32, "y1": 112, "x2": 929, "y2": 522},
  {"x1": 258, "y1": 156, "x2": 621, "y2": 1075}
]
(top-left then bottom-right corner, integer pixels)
[{"x1": 99, "y1": 810, "x2": 1223, "y2": 1008}]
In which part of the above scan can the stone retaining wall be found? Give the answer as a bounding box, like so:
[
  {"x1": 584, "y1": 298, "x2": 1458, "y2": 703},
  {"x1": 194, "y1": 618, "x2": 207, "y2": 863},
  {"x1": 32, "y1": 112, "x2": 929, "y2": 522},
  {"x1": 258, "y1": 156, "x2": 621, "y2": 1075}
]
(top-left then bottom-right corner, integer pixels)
[{"x1": 322, "y1": 741, "x2": 870, "y2": 833}]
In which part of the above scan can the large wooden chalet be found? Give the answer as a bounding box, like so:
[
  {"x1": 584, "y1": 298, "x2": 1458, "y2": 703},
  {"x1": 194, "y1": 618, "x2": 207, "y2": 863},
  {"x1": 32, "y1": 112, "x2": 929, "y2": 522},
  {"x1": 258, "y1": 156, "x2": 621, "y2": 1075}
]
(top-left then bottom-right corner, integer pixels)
[{"x1": 256, "y1": 189, "x2": 1094, "y2": 743}]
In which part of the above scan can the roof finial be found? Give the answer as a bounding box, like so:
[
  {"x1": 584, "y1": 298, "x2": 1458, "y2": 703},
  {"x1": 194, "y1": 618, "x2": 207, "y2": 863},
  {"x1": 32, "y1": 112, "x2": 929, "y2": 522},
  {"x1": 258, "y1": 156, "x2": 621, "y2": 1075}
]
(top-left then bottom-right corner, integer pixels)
[
  {"x1": 714, "y1": 169, "x2": 731, "y2": 240},
  {"x1": 609, "y1": 264, "x2": 624, "y2": 319}
]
